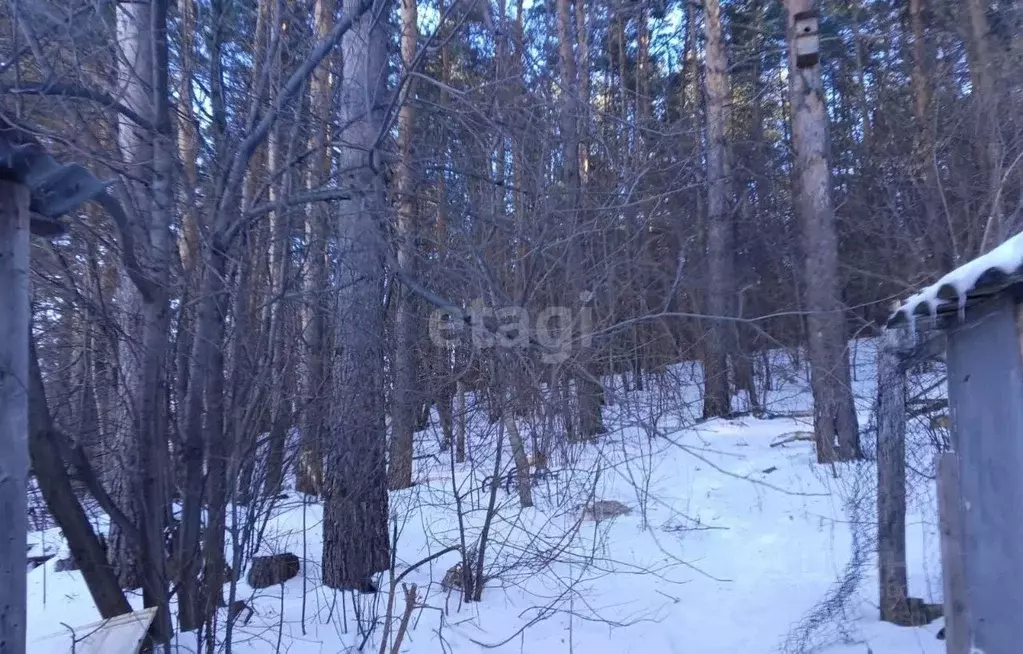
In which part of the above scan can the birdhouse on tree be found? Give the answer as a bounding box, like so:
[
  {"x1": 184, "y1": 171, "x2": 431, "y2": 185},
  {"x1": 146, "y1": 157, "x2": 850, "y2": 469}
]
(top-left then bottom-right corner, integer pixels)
[{"x1": 793, "y1": 10, "x2": 820, "y2": 69}]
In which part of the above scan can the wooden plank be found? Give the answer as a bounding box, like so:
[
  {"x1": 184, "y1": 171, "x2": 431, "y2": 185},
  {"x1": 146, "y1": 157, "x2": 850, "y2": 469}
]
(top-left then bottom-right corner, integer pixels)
[
  {"x1": 937, "y1": 452, "x2": 970, "y2": 654},
  {"x1": 0, "y1": 180, "x2": 31, "y2": 654},
  {"x1": 30, "y1": 606, "x2": 157, "y2": 654}
]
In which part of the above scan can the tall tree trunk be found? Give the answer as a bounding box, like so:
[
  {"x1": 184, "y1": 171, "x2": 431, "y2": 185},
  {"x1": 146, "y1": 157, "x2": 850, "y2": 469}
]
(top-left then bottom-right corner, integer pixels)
[
  {"x1": 784, "y1": 0, "x2": 861, "y2": 462},
  {"x1": 229, "y1": 0, "x2": 272, "y2": 507},
  {"x1": 180, "y1": 0, "x2": 245, "y2": 630},
  {"x1": 261, "y1": 118, "x2": 294, "y2": 498},
  {"x1": 108, "y1": 0, "x2": 152, "y2": 593},
  {"x1": 105, "y1": 1, "x2": 174, "y2": 642},
  {"x1": 575, "y1": 0, "x2": 589, "y2": 182},
  {"x1": 145, "y1": 5, "x2": 175, "y2": 642},
  {"x1": 322, "y1": 0, "x2": 392, "y2": 591},
  {"x1": 702, "y1": 0, "x2": 734, "y2": 418},
  {"x1": 557, "y1": 0, "x2": 603, "y2": 439},
  {"x1": 180, "y1": 248, "x2": 229, "y2": 634},
  {"x1": 297, "y1": 0, "x2": 335, "y2": 497},
  {"x1": 966, "y1": 0, "x2": 1003, "y2": 252},
  {"x1": 263, "y1": 26, "x2": 299, "y2": 497},
  {"x1": 174, "y1": 0, "x2": 201, "y2": 461},
  {"x1": 389, "y1": 0, "x2": 420, "y2": 490},
  {"x1": 908, "y1": 0, "x2": 951, "y2": 266}
]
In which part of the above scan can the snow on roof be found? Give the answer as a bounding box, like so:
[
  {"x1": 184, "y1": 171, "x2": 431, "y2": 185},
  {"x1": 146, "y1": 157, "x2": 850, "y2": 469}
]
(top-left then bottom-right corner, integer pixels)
[{"x1": 888, "y1": 231, "x2": 1023, "y2": 327}]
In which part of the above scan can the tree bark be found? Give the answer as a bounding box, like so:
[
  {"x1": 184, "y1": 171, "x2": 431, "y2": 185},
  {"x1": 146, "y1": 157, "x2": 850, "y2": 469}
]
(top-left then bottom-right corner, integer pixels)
[
  {"x1": 702, "y1": 0, "x2": 735, "y2": 418},
  {"x1": 297, "y1": 0, "x2": 335, "y2": 497},
  {"x1": 784, "y1": 0, "x2": 861, "y2": 462},
  {"x1": 108, "y1": 0, "x2": 153, "y2": 592},
  {"x1": 965, "y1": 0, "x2": 1003, "y2": 252},
  {"x1": 557, "y1": 0, "x2": 603, "y2": 440},
  {"x1": 262, "y1": 25, "x2": 298, "y2": 497},
  {"x1": 107, "y1": 1, "x2": 174, "y2": 641},
  {"x1": 455, "y1": 380, "x2": 467, "y2": 463},
  {"x1": 179, "y1": 242, "x2": 228, "y2": 632},
  {"x1": 389, "y1": 0, "x2": 420, "y2": 490},
  {"x1": 322, "y1": 0, "x2": 392, "y2": 591},
  {"x1": 908, "y1": 0, "x2": 950, "y2": 266},
  {"x1": 502, "y1": 378, "x2": 533, "y2": 508}
]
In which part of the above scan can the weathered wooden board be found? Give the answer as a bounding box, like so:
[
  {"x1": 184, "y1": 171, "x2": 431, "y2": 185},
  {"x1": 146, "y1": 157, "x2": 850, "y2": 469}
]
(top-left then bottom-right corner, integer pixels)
[{"x1": 30, "y1": 607, "x2": 156, "y2": 654}]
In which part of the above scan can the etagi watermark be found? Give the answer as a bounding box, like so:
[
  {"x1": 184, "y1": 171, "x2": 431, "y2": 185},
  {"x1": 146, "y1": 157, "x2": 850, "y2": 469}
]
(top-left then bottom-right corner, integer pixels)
[{"x1": 428, "y1": 292, "x2": 595, "y2": 363}]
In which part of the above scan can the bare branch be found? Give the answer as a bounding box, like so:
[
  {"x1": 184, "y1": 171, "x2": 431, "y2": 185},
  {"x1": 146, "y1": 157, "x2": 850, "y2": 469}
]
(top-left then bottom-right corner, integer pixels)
[{"x1": 0, "y1": 82, "x2": 155, "y2": 131}]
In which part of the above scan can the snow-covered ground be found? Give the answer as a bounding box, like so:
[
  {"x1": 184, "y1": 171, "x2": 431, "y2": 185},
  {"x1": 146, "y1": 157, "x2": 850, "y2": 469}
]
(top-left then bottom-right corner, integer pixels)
[{"x1": 25, "y1": 342, "x2": 946, "y2": 653}]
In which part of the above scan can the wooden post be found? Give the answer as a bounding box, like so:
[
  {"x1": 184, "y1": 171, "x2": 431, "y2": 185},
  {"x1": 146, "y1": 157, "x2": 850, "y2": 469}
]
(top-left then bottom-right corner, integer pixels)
[
  {"x1": 937, "y1": 452, "x2": 970, "y2": 653},
  {"x1": 0, "y1": 180, "x2": 31, "y2": 654},
  {"x1": 877, "y1": 326, "x2": 912, "y2": 624}
]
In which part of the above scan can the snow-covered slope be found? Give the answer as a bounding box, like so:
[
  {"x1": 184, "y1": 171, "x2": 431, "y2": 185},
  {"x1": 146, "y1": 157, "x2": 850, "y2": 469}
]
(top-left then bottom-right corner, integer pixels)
[{"x1": 26, "y1": 343, "x2": 946, "y2": 653}]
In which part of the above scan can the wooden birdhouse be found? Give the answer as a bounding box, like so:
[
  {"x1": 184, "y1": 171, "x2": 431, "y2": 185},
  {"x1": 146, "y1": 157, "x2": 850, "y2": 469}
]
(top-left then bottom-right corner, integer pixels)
[{"x1": 793, "y1": 10, "x2": 820, "y2": 69}]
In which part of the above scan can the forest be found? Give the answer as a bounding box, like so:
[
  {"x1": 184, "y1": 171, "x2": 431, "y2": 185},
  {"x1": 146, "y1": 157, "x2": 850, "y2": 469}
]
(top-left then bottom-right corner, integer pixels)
[{"x1": 0, "y1": 0, "x2": 1020, "y2": 651}]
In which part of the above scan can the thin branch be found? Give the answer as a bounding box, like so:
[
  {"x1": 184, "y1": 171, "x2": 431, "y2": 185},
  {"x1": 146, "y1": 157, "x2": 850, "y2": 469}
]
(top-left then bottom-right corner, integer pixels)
[
  {"x1": 242, "y1": 186, "x2": 352, "y2": 221},
  {"x1": 0, "y1": 82, "x2": 155, "y2": 131},
  {"x1": 92, "y1": 190, "x2": 158, "y2": 304},
  {"x1": 217, "y1": 0, "x2": 376, "y2": 237}
]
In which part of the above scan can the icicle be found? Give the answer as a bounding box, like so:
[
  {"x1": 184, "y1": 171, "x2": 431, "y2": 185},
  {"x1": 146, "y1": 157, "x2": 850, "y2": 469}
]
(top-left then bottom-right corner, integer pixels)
[{"x1": 957, "y1": 284, "x2": 967, "y2": 322}]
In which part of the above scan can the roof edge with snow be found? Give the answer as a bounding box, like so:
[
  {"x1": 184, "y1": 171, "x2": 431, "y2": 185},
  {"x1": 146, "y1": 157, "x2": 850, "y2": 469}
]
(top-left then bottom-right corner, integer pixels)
[{"x1": 887, "y1": 232, "x2": 1023, "y2": 328}]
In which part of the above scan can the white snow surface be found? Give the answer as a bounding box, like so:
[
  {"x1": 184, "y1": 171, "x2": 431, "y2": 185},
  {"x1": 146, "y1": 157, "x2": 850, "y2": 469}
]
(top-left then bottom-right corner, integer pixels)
[
  {"x1": 895, "y1": 231, "x2": 1023, "y2": 321},
  {"x1": 26, "y1": 343, "x2": 946, "y2": 653}
]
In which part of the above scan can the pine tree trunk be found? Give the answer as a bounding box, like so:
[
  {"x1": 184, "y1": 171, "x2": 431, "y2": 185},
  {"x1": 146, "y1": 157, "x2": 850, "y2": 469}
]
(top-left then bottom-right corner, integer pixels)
[
  {"x1": 322, "y1": 0, "x2": 392, "y2": 591},
  {"x1": 908, "y1": 0, "x2": 950, "y2": 266},
  {"x1": 965, "y1": 0, "x2": 1003, "y2": 252},
  {"x1": 702, "y1": 0, "x2": 735, "y2": 418},
  {"x1": 262, "y1": 35, "x2": 298, "y2": 497},
  {"x1": 297, "y1": 0, "x2": 335, "y2": 498},
  {"x1": 557, "y1": 0, "x2": 603, "y2": 439},
  {"x1": 389, "y1": 0, "x2": 420, "y2": 490},
  {"x1": 784, "y1": 0, "x2": 860, "y2": 462}
]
